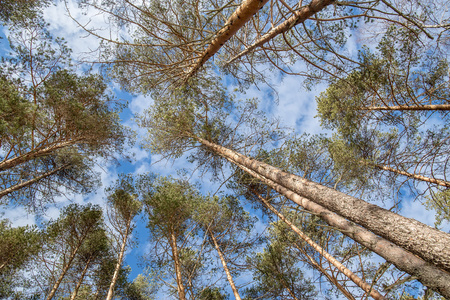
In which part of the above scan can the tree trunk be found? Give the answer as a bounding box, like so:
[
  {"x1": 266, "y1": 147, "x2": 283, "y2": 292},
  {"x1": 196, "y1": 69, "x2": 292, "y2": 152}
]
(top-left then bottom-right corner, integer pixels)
[
  {"x1": 367, "y1": 162, "x2": 450, "y2": 188},
  {"x1": 70, "y1": 256, "x2": 92, "y2": 300},
  {"x1": 46, "y1": 245, "x2": 81, "y2": 300},
  {"x1": 170, "y1": 230, "x2": 186, "y2": 300},
  {"x1": 195, "y1": 137, "x2": 450, "y2": 272},
  {"x1": 185, "y1": 0, "x2": 269, "y2": 80},
  {"x1": 203, "y1": 139, "x2": 450, "y2": 297},
  {"x1": 0, "y1": 163, "x2": 70, "y2": 199},
  {"x1": 225, "y1": 0, "x2": 334, "y2": 65},
  {"x1": 106, "y1": 218, "x2": 132, "y2": 300},
  {"x1": 208, "y1": 229, "x2": 241, "y2": 300},
  {"x1": 362, "y1": 104, "x2": 450, "y2": 111},
  {"x1": 0, "y1": 139, "x2": 81, "y2": 172},
  {"x1": 252, "y1": 189, "x2": 386, "y2": 300}
]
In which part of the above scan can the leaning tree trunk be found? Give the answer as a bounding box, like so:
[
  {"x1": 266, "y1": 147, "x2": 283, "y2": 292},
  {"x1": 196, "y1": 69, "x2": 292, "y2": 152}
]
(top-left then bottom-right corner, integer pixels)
[
  {"x1": 225, "y1": 0, "x2": 334, "y2": 65},
  {"x1": 208, "y1": 229, "x2": 241, "y2": 300},
  {"x1": 106, "y1": 218, "x2": 132, "y2": 300},
  {"x1": 361, "y1": 104, "x2": 450, "y2": 111},
  {"x1": 252, "y1": 189, "x2": 386, "y2": 300},
  {"x1": 185, "y1": 0, "x2": 269, "y2": 80},
  {"x1": 70, "y1": 256, "x2": 92, "y2": 300},
  {"x1": 193, "y1": 137, "x2": 450, "y2": 297},
  {"x1": 195, "y1": 137, "x2": 450, "y2": 272},
  {"x1": 0, "y1": 163, "x2": 70, "y2": 199},
  {"x1": 169, "y1": 230, "x2": 187, "y2": 300}
]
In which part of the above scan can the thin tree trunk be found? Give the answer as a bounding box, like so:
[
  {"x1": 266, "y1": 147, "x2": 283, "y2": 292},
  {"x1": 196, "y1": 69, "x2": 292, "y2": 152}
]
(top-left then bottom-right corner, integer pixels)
[
  {"x1": 46, "y1": 245, "x2": 81, "y2": 300},
  {"x1": 106, "y1": 218, "x2": 132, "y2": 300},
  {"x1": 251, "y1": 189, "x2": 386, "y2": 300},
  {"x1": 367, "y1": 162, "x2": 450, "y2": 188},
  {"x1": 292, "y1": 243, "x2": 356, "y2": 300},
  {"x1": 70, "y1": 256, "x2": 92, "y2": 300},
  {"x1": 0, "y1": 139, "x2": 81, "y2": 172},
  {"x1": 195, "y1": 137, "x2": 450, "y2": 272},
  {"x1": 208, "y1": 229, "x2": 241, "y2": 300},
  {"x1": 0, "y1": 163, "x2": 70, "y2": 199},
  {"x1": 170, "y1": 230, "x2": 186, "y2": 300},
  {"x1": 185, "y1": 0, "x2": 269, "y2": 80},
  {"x1": 202, "y1": 139, "x2": 450, "y2": 297},
  {"x1": 361, "y1": 104, "x2": 450, "y2": 111},
  {"x1": 225, "y1": 0, "x2": 334, "y2": 65}
]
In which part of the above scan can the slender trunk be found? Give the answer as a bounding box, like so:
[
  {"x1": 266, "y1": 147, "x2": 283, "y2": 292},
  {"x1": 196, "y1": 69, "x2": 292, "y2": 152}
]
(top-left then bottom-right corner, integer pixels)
[
  {"x1": 106, "y1": 218, "x2": 132, "y2": 300},
  {"x1": 169, "y1": 230, "x2": 186, "y2": 300},
  {"x1": 0, "y1": 139, "x2": 81, "y2": 172},
  {"x1": 46, "y1": 245, "x2": 81, "y2": 300},
  {"x1": 185, "y1": 0, "x2": 269, "y2": 80},
  {"x1": 208, "y1": 229, "x2": 241, "y2": 300},
  {"x1": 70, "y1": 256, "x2": 92, "y2": 300},
  {"x1": 292, "y1": 243, "x2": 356, "y2": 300},
  {"x1": 196, "y1": 137, "x2": 450, "y2": 272},
  {"x1": 225, "y1": 0, "x2": 334, "y2": 65},
  {"x1": 210, "y1": 142, "x2": 450, "y2": 297},
  {"x1": 0, "y1": 163, "x2": 70, "y2": 199},
  {"x1": 361, "y1": 104, "x2": 450, "y2": 111},
  {"x1": 252, "y1": 189, "x2": 386, "y2": 300},
  {"x1": 367, "y1": 162, "x2": 450, "y2": 188}
]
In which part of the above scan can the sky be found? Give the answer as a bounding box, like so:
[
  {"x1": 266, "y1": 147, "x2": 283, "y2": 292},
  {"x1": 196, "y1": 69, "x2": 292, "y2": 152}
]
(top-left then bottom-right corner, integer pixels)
[{"x1": 1, "y1": 0, "x2": 450, "y2": 298}]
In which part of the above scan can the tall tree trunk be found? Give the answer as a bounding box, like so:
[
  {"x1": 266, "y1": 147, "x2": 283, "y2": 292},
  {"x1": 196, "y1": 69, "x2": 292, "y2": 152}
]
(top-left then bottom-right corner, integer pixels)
[
  {"x1": 195, "y1": 137, "x2": 450, "y2": 272},
  {"x1": 185, "y1": 0, "x2": 269, "y2": 80},
  {"x1": 251, "y1": 188, "x2": 386, "y2": 300},
  {"x1": 70, "y1": 256, "x2": 92, "y2": 300},
  {"x1": 106, "y1": 218, "x2": 132, "y2": 300},
  {"x1": 0, "y1": 139, "x2": 81, "y2": 172},
  {"x1": 225, "y1": 0, "x2": 334, "y2": 65},
  {"x1": 208, "y1": 229, "x2": 241, "y2": 300},
  {"x1": 201, "y1": 138, "x2": 450, "y2": 297},
  {"x1": 46, "y1": 245, "x2": 81, "y2": 300},
  {"x1": 366, "y1": 161, "x2": 450, "y2": 188},
  {"x1": 0, "y1": 163, "x2": 70, "y2": 199},
  {"x1": 361, "y1": 104, "x2": 450, "y2": 111},
  {"x1": 169, "y1": 230, "x2": 186, "y2": 300}
]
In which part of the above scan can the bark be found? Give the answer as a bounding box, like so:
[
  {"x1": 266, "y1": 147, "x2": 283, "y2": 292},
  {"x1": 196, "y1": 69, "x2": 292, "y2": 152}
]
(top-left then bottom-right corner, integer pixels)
[
  {"x1": 208, "y1": 229, "x2": 241, "y2": 300},
  {"x1": 185, "y1": 0, "x2": 269, "y2": 80},
  {"x1": 368, "y1": 162, "x2": 450, "y2": 188},
  {"x1": 252, "y1": 189, "x2": 386, "y2": 300},
  {"x1": 106, "y1": 218, "x2": 132, "y2": 300},
  {"x1": 0, "y1": 139, "x2": 81, "y2": 172},
  {"x1": 225, "y1": 0, "x2": 334, "y2": 65},
  {"x1": 46, "y1": 245, "x2": 81, "y2": 300},
  {"x1": 70, "y1": 256, "x2": 92, "y2": 300},
  {"x1": 361, "y1": 104, "x2": 450, "y2": 111},
  {"x1": 170, "y1": 230, "x2": 186, "y2": 300},
  {"x1": 195, "y1": 137, "x2": 450, "y2": 272},
  {"x1": 194, "y1": 137, "x2": 450, "y2": 297},
  {"x1": 0, "y1": 163, "x2": 70, "y2": 199}
]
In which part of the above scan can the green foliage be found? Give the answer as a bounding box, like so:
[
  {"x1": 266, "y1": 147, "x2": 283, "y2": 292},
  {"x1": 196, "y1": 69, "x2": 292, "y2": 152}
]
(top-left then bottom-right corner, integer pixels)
[{"x1": 425, "y1": 190, "x2": 450, "y2": 227}]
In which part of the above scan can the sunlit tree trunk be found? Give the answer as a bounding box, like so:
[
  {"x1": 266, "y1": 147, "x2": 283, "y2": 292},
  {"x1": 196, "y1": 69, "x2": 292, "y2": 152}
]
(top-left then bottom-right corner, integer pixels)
[
  {"x1": 362, "y1": 104, "x2": 450, "y2": 111},
  {"x1": 208, "y1": 229, "x2": 241, "y2": 300},
  {"x1": 170, "y1": 229, "x2": 186, "y2": 300},
  {"x1": 192, "y1": 136, "x2": 450, "y2": 297}
]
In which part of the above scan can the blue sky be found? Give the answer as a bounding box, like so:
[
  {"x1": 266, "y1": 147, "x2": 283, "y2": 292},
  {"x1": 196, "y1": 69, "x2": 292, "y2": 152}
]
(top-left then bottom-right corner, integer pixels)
[{"x1": 2, "y1": 0, "x2": 450, "y2": 298}]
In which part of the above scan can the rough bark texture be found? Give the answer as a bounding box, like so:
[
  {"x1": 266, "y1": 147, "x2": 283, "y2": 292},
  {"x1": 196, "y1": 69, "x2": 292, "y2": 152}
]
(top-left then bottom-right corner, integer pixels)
[
  {"x1": 362, "y1": 104, "x2": 450, "y2": 111},
  {"x1": 194, "y1": 137, "x2": 450, "y2": 297},
  {"x1": 0, "y1": 139, "x2": 81, "y2": 172},
  {"x1": 253, "y1": 189, "x2": 386, "y2": 300},
  {"x1": 185, "y1": 0, "x2": 269, "y2": 80},
  {"x1": 70, "y1": 256, "x2": 92, "y2": 300},
  {"x1": 370, "y1": 162, "x2": 450, "y2": 188},
  {"x1": 170, "y1": 230, "x2": 186, "y2": 300},
  {"x1": 209, "y1": 230, "x2": 241, "y2": 300},
  {"x1": 0, "y1": 163, "x2": 70, "y2": 199},
  {"x1": 197, "y1": 137, "x2": 450, "y2": 272},
  {"x1": 106, "y1": 218, "x2": 131, "y2": 300},
  {"x1": 225, "y1": 0, "x2": 334, "y2": 65}
]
